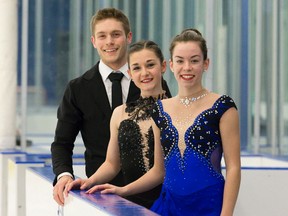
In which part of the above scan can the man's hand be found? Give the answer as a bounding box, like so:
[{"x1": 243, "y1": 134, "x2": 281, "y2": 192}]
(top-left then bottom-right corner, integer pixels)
[{"x1": 53, "y1": 175, "x2": 73, "y2": 206}]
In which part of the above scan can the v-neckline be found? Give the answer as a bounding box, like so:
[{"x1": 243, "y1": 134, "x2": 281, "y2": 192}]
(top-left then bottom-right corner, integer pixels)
[{"x1": 158, "y1": 95, "x2": 224, "y2": 160}]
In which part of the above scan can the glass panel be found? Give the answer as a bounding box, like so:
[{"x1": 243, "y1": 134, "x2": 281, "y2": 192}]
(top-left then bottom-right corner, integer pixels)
[
  {"x1": 279, "y1": 0, "x2": 288, "y2": 155},
  {"x1": 16, "y1": 0, "x2": 288, "y2": 158}
]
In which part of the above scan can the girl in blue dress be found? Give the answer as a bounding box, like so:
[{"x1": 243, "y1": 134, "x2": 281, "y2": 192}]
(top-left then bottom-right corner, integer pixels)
[{"x1": 91, "y1": 29, "x2": 241, "y2": 216}]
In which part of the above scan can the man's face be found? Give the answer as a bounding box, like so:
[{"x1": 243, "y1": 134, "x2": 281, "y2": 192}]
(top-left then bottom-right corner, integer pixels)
[{"x1": 91, "y1": 18, "x2": 132, "y2": 70}]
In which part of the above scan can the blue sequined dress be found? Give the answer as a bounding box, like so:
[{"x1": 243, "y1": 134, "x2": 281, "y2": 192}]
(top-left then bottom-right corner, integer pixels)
[{"x1": 150, "y1": 95, "x2": 237, "y2": 216}]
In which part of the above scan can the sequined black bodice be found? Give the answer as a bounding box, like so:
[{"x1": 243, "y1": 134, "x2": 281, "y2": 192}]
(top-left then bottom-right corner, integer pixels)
[
  {"x1": 119, "y1": 97, "x2": 156, "y2": 177},
  {"x1": 118, "y1": 96, "x2": 164, "y2": 208}
]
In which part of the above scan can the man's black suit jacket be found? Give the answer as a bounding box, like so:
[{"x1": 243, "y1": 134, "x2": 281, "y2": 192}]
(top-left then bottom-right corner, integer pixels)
[{"x1": 51, "y1": 62, "x2": 171, "y2": 185}]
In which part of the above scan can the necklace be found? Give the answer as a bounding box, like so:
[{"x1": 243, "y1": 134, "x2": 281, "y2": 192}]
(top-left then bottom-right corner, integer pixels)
[{"x1": 178, "y1": 91, "x2": 209, "y2": 107}]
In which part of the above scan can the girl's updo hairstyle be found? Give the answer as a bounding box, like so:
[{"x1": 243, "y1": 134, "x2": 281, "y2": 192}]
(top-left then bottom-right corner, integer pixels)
[
  {"x1": 169, "y1": 28, "x2": 208, "y2": 60},
  {"x1": 128, "y1": 40, "x2": 164, "y2": 68}
]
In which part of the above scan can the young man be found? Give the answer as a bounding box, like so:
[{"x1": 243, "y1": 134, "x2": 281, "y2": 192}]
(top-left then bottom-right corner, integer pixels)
[{"x1": 51, "y1": 7, "x2": 171, "y2": 206}]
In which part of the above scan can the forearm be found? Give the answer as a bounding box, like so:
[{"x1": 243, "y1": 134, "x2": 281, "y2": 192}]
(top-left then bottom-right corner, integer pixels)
[
  {"x1": 51, "y1": 119, "x2": 79, "y2": 176},
  {"x1": 51, "y1": 142, "x2": 74, "y2": 176},
  {"x1": 221, "y1": 167, "x2": 241, "y2": 216},
  {"x1": 88, "y1": 161, "x2": 121, "y2": 187},
  {"x1": 122, "y1": 166, "x2": 164, "y2": 197}
]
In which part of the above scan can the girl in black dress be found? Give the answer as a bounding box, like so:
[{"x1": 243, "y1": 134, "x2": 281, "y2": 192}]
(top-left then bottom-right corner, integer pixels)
[{"x1": 66, "y1": 40, "x2": 170, "y2": 208}]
